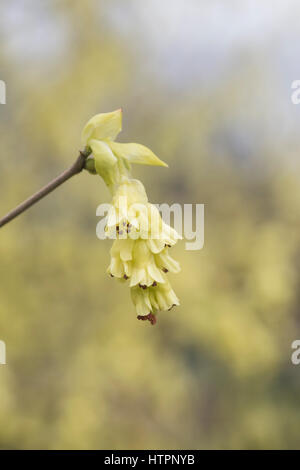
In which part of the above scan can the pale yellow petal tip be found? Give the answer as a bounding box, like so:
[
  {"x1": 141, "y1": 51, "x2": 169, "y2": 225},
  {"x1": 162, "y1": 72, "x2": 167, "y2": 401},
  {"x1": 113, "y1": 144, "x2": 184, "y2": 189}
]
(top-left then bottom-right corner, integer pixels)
[
  {"x1": 109, "y1": 141, "x2": 168, "y2": 168},
  {"x1": 81, "y1": 109, "x2": 123, "y2": 146},
  {"x1": 153, "y1": 159, "x2": 168, "y2": 168}
]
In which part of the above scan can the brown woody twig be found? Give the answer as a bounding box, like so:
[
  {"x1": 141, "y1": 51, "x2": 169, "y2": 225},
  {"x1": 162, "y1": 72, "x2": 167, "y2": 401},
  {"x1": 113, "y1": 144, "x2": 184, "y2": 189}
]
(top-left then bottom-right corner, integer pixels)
[{"x1": 0, "y1": 148, "x2": 92, "y2": 228}]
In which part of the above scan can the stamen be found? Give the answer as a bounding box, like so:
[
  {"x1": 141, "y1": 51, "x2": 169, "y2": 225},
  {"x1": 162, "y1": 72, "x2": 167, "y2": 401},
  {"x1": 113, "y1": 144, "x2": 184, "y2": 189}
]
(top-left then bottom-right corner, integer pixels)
[
  {"x1": 168, "y1": 304, "x2": 177, "y2": 311},
  {"x1": 138, "y1": 283, "x2": 147, "y2": 289},
  {"x1": 162, "y1": 267, "x2": 168, "y2": 273},
  {"x1": 123, "y1": 274, "x2": 129, "y2": 280},
  {"x1": 152, "y1": 281, "x2": 157, "y2": 287},
  {"x1": 137, "y1": 313, "x2": 157, "y2": 325}
]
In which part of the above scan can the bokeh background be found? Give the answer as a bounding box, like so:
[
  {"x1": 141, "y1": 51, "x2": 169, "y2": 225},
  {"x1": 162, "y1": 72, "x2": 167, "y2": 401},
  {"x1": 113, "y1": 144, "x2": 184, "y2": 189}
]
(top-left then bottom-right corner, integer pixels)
[{"x1": 1, "y1": 0, "x2": 300, "y2": 450}]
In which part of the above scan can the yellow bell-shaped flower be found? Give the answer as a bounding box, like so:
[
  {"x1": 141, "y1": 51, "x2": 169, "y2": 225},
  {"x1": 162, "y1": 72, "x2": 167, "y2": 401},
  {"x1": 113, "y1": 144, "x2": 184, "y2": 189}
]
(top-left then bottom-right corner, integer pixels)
[{"x1": 82, "y1": 111, "x2": 181, "y2": 325}]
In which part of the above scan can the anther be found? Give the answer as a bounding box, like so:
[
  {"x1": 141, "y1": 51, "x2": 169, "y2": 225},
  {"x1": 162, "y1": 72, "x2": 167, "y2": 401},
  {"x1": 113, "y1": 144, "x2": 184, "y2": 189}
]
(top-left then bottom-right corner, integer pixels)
[
  {"x1": 123, "y1": 274, "x2": 129, "y2": 280},
  {"x1": 162, "y1": 267, "x2": 168, "y2": 273},
  {"x1": 137, "y1": 313, "x2": 157, "y2": 325}
]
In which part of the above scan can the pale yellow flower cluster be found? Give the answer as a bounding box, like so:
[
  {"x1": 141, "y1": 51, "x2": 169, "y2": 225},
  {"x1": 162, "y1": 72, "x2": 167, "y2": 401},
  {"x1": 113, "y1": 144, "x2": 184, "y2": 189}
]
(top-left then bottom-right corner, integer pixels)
[{"x1": 82, "y1": 110, "x2": 181, "y2": 325}]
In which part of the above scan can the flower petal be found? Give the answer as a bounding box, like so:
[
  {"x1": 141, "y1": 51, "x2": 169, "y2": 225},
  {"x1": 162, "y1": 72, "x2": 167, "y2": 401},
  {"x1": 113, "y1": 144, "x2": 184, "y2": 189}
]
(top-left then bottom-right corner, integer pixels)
[
  {"x1": 90, "y1": 139, "x2": 118, "y2": 187},
  {"x1": 147, "y1": 263, "x2": 165, "y2": 284},
  {"x1": 147, "y1": 238, "x2": 165, "y2": 254},
  {"x1": 131, "y1": 287, "x2": 152, "y2": 316},
  {"x1": 109, "y1": 142, "x2": 168, "y2": 167},
  {"x1": 130, "y1": 268, "x2": 145, "y2": 287},
  {"x1": 81, "y1": 109, "x2": 122, "y2": 146},
  {"x1": 108, "y1": 257, "x2": 124, "y2": 278},
  {"x1": 119, "y1": 239, "x2": 135, "y2": 262},
  {"x1": 155, "y1": 249, "x2": 181, "y2": 273}
]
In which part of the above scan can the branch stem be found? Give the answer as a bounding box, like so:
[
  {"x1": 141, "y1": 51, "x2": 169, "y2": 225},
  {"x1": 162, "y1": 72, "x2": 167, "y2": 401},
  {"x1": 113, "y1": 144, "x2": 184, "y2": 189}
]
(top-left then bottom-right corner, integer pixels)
[{"x1": 0, "y1": 149, "x2": 91, "y2": 228}]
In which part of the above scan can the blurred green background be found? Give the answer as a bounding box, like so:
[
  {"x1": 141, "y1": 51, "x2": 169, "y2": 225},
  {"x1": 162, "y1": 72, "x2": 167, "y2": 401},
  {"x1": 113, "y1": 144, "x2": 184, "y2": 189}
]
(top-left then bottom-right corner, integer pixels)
[{"x1": 1, "y1": 0, "x2": 300, "y2": 450}]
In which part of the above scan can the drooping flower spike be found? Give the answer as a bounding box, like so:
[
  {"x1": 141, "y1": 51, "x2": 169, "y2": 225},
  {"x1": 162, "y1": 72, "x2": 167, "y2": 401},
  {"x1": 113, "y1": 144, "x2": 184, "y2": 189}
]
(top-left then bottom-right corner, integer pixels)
[{"x1": 82, "y1": 109, "x2": 181, "y2": 325}]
